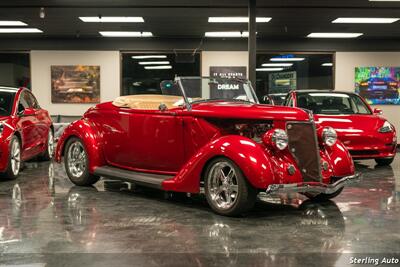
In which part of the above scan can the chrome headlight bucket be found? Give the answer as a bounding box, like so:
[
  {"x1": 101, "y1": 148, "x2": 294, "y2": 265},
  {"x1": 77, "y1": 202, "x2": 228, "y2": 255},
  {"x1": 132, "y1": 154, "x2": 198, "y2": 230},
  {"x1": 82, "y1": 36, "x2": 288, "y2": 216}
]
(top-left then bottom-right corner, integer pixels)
[
  {"x1": 379, "y1": 121, "x2": 394, "y2": 133},
  {"x1": 322, "y1": 127, "x2": 337, "y2": 147},
  {"x1": 263, "y1": 129, "x2": 289, "y2": 150}
]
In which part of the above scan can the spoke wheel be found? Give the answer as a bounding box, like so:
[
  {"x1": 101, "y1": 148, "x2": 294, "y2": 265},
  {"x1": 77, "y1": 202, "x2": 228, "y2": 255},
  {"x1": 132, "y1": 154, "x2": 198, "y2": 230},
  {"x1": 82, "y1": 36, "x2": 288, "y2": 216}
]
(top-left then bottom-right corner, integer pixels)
[
  {"x1": 0, "y1": 136, "x2": 22, "y2": 180},
  {"x1": 204, "y1": 157, "x2": 257, "y2": 216},
  {"x1": 10, "y1": 139, "x2": 21, "y2": 176},
  {"x1": 64, "y1": 137, "x2": 99, "y2": 186},
  {"x1": 39, "y1": 129, "x2": 54, "y2": 161}
]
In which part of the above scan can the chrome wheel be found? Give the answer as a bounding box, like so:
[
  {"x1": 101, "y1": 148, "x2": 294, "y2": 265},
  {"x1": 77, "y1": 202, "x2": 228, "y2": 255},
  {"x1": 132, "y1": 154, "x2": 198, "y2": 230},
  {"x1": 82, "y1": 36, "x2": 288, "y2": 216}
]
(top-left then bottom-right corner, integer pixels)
[
  {"x1": 10, "y1": 139, "x2": 21, "y2": 176},
  {"x1": 207, "y1": 161, "x2": 239, "y2": 210},
  {"x1": 47, "y1": 130, "x2": 54, "y2": 158},
  {"x1": 67, "y1": 141, "x2": 86, "y2": 178}
]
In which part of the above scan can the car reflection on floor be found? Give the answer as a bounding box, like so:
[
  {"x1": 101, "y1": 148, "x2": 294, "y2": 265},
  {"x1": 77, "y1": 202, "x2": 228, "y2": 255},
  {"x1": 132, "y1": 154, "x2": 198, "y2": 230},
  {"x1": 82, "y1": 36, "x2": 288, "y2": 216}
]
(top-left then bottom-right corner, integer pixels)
[{"x1": 0, "y1": 154, "x2": 399, "y2": 267}]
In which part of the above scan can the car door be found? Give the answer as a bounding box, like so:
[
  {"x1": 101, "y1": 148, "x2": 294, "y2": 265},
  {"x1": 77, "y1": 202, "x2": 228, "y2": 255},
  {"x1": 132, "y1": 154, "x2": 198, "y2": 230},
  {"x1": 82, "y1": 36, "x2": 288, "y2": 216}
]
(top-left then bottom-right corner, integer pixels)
[
  {"x1": 16, "y1": 91, "x2": 39, "y2": 160},
  {"x1": 102, "y1": 108, "x2": 184, "y2": 173},
  {"x1": 25, "y1": 91, "x2": 49, "y2": 150}
]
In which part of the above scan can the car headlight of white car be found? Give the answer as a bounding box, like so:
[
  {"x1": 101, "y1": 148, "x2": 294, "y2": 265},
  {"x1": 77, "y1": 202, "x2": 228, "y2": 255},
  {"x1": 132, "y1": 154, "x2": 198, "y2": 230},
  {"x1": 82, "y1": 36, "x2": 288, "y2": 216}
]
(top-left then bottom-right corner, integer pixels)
[{"x1": 379, "y1": 121, "x2": 394, "y2": 133}]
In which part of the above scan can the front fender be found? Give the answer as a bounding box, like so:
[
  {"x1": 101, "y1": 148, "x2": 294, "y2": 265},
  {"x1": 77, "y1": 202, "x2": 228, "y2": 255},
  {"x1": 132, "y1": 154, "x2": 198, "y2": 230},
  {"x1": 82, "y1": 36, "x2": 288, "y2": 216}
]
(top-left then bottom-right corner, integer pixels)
[
  {"x1": 55, "y1": 119, "x2": 106, "y2": 173},
  {"x1": 324, "y1": 140, "x2": 355, "y2": 177},
  {"x1": 162, "y1": 135, "x2": 279, "y2": 193}
]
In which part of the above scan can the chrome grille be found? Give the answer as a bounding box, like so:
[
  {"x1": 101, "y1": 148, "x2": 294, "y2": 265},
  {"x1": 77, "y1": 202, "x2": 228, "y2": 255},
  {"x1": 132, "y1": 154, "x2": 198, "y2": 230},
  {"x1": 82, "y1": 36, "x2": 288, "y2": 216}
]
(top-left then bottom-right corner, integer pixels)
[{"x1": 286, "y1": 121, "x2": 321, "y2": 182}]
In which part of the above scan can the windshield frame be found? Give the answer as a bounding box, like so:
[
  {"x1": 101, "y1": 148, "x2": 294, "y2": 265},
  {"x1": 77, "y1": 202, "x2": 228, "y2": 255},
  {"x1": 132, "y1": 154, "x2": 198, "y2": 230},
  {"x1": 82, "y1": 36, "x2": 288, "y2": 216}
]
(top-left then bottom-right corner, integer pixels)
[
  {"x1": 175, "y1": 76, "x2": 259, "y2": 110},
  {"x1": 296, "y1": 91, "x2": 373, "y2": 115}
]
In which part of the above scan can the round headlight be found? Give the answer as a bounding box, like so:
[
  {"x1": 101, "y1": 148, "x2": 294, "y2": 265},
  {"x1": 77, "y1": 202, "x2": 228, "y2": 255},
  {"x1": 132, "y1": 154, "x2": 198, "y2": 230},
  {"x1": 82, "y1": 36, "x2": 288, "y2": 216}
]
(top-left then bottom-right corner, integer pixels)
[
  {"x1": 322, "y1": 127, "x2": 337, "y2": 146},
  {"x1": 271, "y1": 129, "x2": 289, "y2": 150}
]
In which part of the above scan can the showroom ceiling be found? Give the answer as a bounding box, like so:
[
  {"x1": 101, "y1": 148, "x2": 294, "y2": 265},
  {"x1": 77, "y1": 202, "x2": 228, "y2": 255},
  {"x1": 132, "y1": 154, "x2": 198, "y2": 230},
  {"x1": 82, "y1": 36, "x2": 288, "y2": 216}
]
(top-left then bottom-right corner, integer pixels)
[{"x1": 0, "y1": 0, "x2": 399, "y2": 39}]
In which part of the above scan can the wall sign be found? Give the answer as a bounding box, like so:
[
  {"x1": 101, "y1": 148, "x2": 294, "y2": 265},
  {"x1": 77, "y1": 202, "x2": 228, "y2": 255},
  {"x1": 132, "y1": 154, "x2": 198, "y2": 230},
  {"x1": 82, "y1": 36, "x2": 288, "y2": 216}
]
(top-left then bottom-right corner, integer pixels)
[
  {"x1": 355, "y1": 67, "x2": 400, "y2": 105},
  {"x1": 209, "y1": 66, "x2": 247, "y2": 98},
  {"x1": 51, "y1": 65, "x2": 100, "y2": 103},
  {"x1": 268, "y1": 71, "x2": 297, "y2": 94}
]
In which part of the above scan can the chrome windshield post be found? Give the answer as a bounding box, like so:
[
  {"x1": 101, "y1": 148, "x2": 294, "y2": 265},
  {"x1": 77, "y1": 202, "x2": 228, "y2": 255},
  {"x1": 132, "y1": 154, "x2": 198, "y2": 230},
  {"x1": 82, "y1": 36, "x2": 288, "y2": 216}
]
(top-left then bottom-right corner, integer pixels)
[{"x1": 175, "y1": 77, "x2": 192, "y2": 111}]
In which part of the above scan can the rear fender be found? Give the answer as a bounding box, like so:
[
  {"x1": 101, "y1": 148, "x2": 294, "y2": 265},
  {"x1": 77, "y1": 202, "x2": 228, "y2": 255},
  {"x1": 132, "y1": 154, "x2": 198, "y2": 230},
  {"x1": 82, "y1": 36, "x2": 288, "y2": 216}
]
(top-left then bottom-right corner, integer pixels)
[
  {"x1": 162, "y1": 135, "x2": 276, "y2": 193},
  {"x1": 55, "y1": 119, "x2": 105, "y2": 173}
]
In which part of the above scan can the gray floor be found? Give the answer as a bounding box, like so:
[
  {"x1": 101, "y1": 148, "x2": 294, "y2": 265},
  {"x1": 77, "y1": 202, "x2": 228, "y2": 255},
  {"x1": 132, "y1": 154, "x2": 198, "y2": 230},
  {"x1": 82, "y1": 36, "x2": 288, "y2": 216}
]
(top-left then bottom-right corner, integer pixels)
[{"x1": 0, "y1": 154, "x2": 399, "y2": 267}]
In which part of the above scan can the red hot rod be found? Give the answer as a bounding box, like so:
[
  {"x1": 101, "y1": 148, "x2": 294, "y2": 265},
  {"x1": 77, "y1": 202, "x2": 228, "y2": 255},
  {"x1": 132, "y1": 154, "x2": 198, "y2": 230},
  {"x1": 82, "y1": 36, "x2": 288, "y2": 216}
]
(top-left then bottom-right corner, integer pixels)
[{"x1": 55, "y1": 77, "x2": 360, "y2": 216}]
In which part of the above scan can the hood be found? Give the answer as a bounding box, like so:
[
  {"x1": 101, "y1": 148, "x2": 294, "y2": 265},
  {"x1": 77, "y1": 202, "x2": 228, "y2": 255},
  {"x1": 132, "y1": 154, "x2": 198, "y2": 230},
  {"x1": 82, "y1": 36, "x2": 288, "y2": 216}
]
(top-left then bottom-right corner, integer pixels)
[
  {"x1": 189, "y1": 101, "x2": 310, "y2": 121},
  {"x1": 314, "y1": 114, "x2": 385, "y2": 134}
]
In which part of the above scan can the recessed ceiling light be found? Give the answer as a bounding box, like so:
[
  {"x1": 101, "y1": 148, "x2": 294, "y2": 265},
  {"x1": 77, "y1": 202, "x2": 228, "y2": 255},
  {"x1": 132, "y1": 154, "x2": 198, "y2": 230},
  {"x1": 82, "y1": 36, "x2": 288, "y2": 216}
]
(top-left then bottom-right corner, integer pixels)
[
  {"x1": 144, "y1": 65, "x2": 172, "y2": 70},
  {"x1": 138, "y1": 61, "x2": 170, "y2": 65},
  {"x1": 256, "y1": 68, "x2": 284, "y2": 72},
  {"x1": 322, "y1": 63, "x2": 333, "y2": 66},
  {"x1": 80, "y1": 17, "x2": 144, "y2": 23},
  {"x1": 0, "y1": 28, "x2": 42, "y2": 33},
  {"x1": 208, "y1": 17, "x2": 271, "y2": 23},
  {"x1": 132, "y1": 55, "x2": 167, "y2": 59},
  {"x1": 270, "y1": 57, "x2": 305, "y2": 62},
  {"x1": 261, "y1": 63, "x2": 293, "y2": 67},
  {"x1": 307, "y1": 32, "x2": 363, "y2": 38},
  {"x1": 0, "y1": 21, "x2": 27, "y2": 26},
  {"x1": 205, "y1": 31, "x2": 249, "y2": 37},
  {"x1": 332, "y1": 17, "x2": 399, "y2": 23},
  {"x1": 99, "y1": 31, "x2": 153, "y2": 37}
]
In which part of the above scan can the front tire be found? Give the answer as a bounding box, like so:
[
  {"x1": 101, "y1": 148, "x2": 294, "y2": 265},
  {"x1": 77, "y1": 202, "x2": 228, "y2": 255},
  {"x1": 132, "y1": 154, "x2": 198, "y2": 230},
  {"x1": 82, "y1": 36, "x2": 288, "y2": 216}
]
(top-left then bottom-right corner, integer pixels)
[
  {"x1": 375, "y1": 157, "x2": 394, "y2": 166},
  {"x1": 0, "y1": 136, "x2": 21, "y2": 180},
  {"x1": 64, "y1": 137, "x2": 99, "y2": 186},
  {"x1": 204, "y1": 157, "x2": 257, "y2": 216}
]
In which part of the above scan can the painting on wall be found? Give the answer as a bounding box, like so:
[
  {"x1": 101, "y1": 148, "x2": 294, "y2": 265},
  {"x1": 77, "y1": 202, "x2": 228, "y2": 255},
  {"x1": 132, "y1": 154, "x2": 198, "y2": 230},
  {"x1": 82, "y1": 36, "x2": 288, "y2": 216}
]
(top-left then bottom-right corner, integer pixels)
[
  {"x1": 51, "y1": 65, "x2": 100, "y2": 103},
  {"x1": 355, "y1": 67, "x2": 400, "y2": 105}
]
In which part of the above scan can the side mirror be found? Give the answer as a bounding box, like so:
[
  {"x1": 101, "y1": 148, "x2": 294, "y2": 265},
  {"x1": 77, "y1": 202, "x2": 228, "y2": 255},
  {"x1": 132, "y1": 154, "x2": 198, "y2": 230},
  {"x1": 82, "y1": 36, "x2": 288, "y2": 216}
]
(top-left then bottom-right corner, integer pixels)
[
  {"x1": 19, "y1": 107, "x2": 36, "y2": 117},
  {"x1": 373, "y1": 108, "x2": 383, "y2": 115}
]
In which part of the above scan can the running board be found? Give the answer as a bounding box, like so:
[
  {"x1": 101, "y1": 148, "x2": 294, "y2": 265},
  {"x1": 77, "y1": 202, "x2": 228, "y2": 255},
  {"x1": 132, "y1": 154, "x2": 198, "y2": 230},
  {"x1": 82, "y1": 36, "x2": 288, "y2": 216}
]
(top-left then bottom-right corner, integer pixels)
[{"x1": 94, "y1": 166, "x2": 173, "y2": 189}]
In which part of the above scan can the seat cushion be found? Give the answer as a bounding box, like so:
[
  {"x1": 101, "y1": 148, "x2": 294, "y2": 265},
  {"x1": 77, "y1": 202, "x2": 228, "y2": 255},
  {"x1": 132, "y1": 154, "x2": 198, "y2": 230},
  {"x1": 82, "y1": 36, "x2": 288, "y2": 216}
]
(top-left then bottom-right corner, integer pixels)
[{"x1": 112, "y1": 94, "x2": 184, "y2": 110}]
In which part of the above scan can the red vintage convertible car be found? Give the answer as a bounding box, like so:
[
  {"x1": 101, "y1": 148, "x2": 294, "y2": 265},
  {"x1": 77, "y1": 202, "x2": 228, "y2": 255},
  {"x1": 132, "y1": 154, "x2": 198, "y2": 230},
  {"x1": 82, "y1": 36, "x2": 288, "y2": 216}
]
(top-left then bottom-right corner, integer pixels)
[
  {"x1": 0, "y1": 87, "x2": 54, "y2": 179},
  {"x1": 55, "y1": 77, "x2": 360, "y2": 216},
  {"x1": 285, "y1": 90, "x2": 397, "y2": 165}
]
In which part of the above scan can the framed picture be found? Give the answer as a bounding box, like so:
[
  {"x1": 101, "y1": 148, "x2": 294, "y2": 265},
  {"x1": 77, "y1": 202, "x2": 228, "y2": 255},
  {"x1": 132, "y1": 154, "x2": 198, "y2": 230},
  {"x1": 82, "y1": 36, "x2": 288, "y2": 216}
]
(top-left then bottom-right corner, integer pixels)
[
  {"x1": 51, "y1": 65, "x2": 100, "y2": 103},
  {"x1": 355, "y1": 67, "x2": 400, "y2": 105}
]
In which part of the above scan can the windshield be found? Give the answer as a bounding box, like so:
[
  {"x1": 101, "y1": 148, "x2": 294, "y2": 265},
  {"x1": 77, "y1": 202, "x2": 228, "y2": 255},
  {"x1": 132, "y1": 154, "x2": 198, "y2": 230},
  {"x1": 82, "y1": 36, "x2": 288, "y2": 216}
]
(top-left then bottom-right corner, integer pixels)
[
  {"x1": 174, "y1": 77, "x2": 258, "y2": 105},
  {"x1": 0, "y1": 91, "x2": 15, "y2": 116},
  {"x1": 296, "y1": 92, "x2": 372, "y2": 115}
]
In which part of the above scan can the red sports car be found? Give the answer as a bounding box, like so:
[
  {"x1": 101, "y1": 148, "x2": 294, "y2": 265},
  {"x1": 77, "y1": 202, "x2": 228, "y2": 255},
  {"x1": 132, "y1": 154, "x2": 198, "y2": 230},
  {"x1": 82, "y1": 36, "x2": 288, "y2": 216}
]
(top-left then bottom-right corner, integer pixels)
[
  {"x1": 0, "y1": 87, "x2": 54, "y2": 179},
  {"x1": 55, "y1": 77, "x2": 360, "y2": 216},
  {"x1": 285, "y1": 90, "x2": 397, "y2": 165}
]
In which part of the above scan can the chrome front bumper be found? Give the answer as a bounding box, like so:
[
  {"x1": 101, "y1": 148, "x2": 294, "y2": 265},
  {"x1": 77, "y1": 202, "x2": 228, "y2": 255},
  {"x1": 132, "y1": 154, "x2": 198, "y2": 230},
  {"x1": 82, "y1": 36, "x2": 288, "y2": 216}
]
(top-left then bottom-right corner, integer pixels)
[{"x1": 265, "y1": 173, "x2": 362, "y2": 195}]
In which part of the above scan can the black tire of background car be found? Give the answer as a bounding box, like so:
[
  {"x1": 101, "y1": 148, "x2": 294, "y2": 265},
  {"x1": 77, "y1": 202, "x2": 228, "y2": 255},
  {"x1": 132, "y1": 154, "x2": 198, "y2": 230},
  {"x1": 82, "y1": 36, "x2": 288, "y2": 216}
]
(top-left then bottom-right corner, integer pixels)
[
  {"x1": 0, "y1": 135, "x2": 21, "y2": 180},
  {"x1": 204, "y1": 157, "x2": 257, "y2": 216},
  {"x1": 303, "y1": 187, "x2": 344, "y2": 201},
  {"x1": 375, "y1": 157, "x2": 394, "y2": 166},
  {"x1": 38, "y1": 128, "x2": 54, "y2": 161},
  {"x1": 64, "y1": 137, "x2": 100, "y2": 186}
]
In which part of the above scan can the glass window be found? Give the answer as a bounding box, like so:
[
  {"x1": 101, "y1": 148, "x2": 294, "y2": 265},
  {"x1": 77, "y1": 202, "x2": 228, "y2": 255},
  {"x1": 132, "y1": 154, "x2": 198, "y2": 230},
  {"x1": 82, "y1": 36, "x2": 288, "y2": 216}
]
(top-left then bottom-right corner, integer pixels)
[
  {"x1": 0, "y1": 91, "x2": 15, "y2": 116},
  {"x1": 256, "y1": 53, "x2": 334, "y2": 100},
  {"x1": 121, "y1": 52, "x2": 200, "y2": 96},
  {"x1": 0, "y1": 53, "x2": 30, "y2": 89},
  {"x1": 26, "y1": 91, "x2": 40, "y2": 109},
  {"x1": 18, "y1": 91, "x2": 30, "y2": 113},
  {"x1": 296, "y1": 92, "x2": 372, "y2": 115}
]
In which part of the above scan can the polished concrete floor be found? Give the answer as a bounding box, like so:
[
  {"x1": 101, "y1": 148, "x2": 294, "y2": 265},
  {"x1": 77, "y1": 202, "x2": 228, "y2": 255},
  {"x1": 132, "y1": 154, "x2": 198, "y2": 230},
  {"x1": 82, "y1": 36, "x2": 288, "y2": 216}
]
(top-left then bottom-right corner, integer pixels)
[{"x1": 0, "y1": 154, "x2": 399, "y2": 267}]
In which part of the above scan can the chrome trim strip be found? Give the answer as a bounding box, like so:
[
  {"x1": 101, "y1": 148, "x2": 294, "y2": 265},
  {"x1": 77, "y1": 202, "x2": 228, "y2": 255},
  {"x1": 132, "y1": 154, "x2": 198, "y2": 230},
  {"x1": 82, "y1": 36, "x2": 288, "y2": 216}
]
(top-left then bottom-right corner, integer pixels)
[{"x1": 265, "y1": 172, "x2": 362, "y2": 195}]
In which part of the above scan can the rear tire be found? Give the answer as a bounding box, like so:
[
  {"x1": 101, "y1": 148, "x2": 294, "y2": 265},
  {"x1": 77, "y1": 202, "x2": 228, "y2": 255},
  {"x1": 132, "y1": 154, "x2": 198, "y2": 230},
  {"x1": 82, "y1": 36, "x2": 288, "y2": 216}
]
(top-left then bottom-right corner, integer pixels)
[
  {"x1": 0, "y1": 136, "x2": 21, "y2": 180},
  {"x1": 375, "y1": 157, "x2": 394, "y2": 166},
  {"x1": 38, "y1": 129, "x2": 54, "y2": 161},
  {"x1": 64, "y1": 137, "x2": 99, "y2": 186},
  {"x1": 304, "y1": 187, "x2": 344, "y2": 201},
  {"x1": 204, "y1": 157, "x2": 257, "y2": 216}
]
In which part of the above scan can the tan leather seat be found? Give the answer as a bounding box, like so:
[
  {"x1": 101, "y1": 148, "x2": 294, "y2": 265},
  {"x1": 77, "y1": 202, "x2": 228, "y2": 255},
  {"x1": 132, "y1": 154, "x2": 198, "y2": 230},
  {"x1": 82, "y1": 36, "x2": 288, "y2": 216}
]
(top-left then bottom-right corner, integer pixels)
[{"x1": 112, "y1": 94, "x2": 184, "y2": 110}]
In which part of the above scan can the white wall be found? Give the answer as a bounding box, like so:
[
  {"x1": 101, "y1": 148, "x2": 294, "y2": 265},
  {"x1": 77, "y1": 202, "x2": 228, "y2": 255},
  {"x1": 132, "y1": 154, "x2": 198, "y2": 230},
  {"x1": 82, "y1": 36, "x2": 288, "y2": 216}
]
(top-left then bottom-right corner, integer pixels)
[
  {"x1": 201, "y1": 51, "x2": 249, "y2": 77},
  {"x1": 335, "y1": 52, "x2": 400, "y2": 133},
  {"x1": 31, "y1": 51, "x2": 120, "y2": 116}
]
